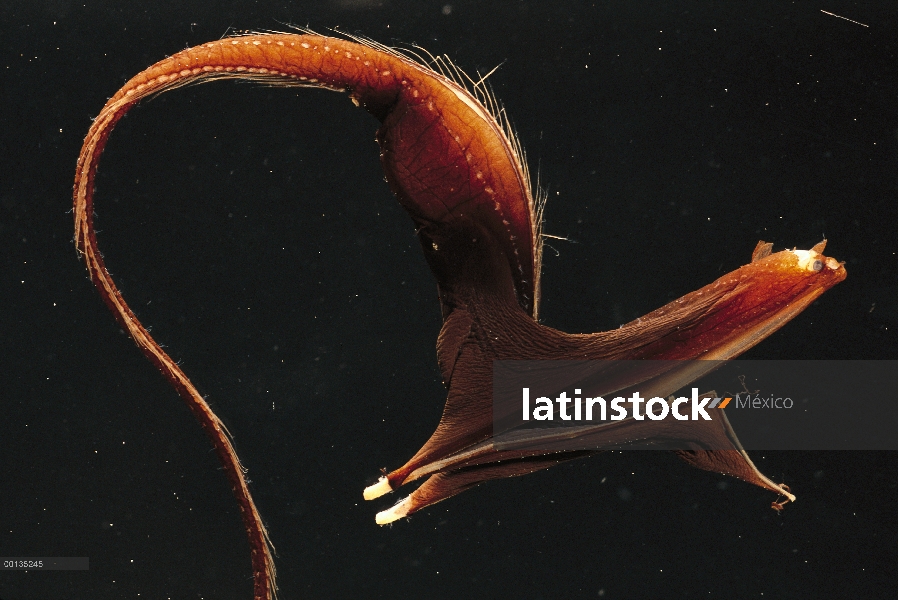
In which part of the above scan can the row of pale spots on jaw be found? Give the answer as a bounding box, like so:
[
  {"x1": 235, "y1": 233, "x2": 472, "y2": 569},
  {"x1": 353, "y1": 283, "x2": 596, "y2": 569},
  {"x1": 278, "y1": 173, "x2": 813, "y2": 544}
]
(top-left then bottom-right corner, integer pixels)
[
  {"x1": 404, "y1": 57, "x2": 534, "y2": 308},
  {"x1": 111, "y1": 32, "x2": 537, "y2": 313},
  {"x1": 119, "y1": 37, "x2": 399, "y2": 101},
  {"x1": 404, "y1": 75, "x2": 523, "y2": 266}
]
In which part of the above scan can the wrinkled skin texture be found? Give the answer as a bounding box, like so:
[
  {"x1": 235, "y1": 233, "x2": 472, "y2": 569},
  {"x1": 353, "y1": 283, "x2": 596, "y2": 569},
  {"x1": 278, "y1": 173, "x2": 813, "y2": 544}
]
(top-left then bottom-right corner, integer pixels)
[{"x1": 73, "y1": 33, "x2": 846, "y2": 598}]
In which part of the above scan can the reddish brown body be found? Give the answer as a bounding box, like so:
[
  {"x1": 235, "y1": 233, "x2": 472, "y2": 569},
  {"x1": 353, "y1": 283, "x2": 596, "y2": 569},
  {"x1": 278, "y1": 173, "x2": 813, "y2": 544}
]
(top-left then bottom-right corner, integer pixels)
[{"x1": 74, "y1": 33, "x2": 846, "y2": 599}]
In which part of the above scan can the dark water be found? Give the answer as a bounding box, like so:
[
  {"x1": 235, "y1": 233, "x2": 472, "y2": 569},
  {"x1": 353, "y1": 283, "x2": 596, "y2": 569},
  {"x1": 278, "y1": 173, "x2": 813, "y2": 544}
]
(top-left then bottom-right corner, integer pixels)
[{"x1": 2, "y1": 1, "x2": 896, "y2": 598}]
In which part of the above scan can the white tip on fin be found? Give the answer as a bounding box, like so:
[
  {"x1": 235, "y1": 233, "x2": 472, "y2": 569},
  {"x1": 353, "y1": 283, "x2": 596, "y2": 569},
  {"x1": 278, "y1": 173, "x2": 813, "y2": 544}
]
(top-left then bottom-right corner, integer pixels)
[
  {"x1": 363, "y1": 476, "x2": 392, "y2": 501},
  {"x1": 791, "y1": 249, "x2": 822, "y2": 272},
  {"x1": 375, "y1": 496, "x2": 412, "y2": 525}
]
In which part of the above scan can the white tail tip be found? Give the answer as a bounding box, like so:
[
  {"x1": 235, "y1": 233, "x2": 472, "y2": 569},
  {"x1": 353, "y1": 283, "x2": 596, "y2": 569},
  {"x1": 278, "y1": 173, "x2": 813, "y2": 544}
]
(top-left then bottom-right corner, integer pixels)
[
  {"x1": 375, "y1": 497, "x2": 411, "y2": 525},
  {"x1": 363, "y1": 476, "x2": 392, "y2": 501}
]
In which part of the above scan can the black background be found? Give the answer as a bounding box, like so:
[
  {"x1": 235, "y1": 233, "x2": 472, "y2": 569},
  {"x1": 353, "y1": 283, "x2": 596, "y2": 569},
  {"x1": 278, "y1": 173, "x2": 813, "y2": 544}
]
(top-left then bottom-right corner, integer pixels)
[{"x1": 2, "y1": 1, "x2": 896, "y2": 598}]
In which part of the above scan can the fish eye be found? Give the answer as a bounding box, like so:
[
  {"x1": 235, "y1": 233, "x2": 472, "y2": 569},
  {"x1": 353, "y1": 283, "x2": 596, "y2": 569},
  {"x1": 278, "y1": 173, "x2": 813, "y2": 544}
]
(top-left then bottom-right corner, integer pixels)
[{"x1": 812, "y1": 259, "x2": 823, "y2": 272}]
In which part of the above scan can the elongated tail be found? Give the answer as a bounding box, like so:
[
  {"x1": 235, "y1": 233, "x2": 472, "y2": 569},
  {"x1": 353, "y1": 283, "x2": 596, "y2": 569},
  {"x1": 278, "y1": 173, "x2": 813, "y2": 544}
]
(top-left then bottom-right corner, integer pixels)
[{"x1": 74, "y1": 32, "x2": 539, "y2": 599}]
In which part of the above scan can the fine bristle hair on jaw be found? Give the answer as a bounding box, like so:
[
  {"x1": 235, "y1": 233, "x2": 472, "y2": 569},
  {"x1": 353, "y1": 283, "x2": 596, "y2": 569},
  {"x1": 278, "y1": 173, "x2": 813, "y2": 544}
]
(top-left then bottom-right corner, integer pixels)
[
  {"x1": 251, "y1": 24, "x2": 549, "y2": 317},
  {"x1": 313, "y1": 26, "x2": 546, "y2": 318}
]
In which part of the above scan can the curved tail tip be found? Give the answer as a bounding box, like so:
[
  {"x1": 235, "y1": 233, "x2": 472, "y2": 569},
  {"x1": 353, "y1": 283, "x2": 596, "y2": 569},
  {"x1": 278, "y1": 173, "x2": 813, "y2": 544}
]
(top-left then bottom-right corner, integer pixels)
[
  {"x1": 780, "y1": 486, "x2": 796, "y2": 504},
  {"x1": 375, "y1": 497, "x2": 411, "y2": 525},
  {"x1": 363, "y1": 476, "x2": 392, "y2": 501}
]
